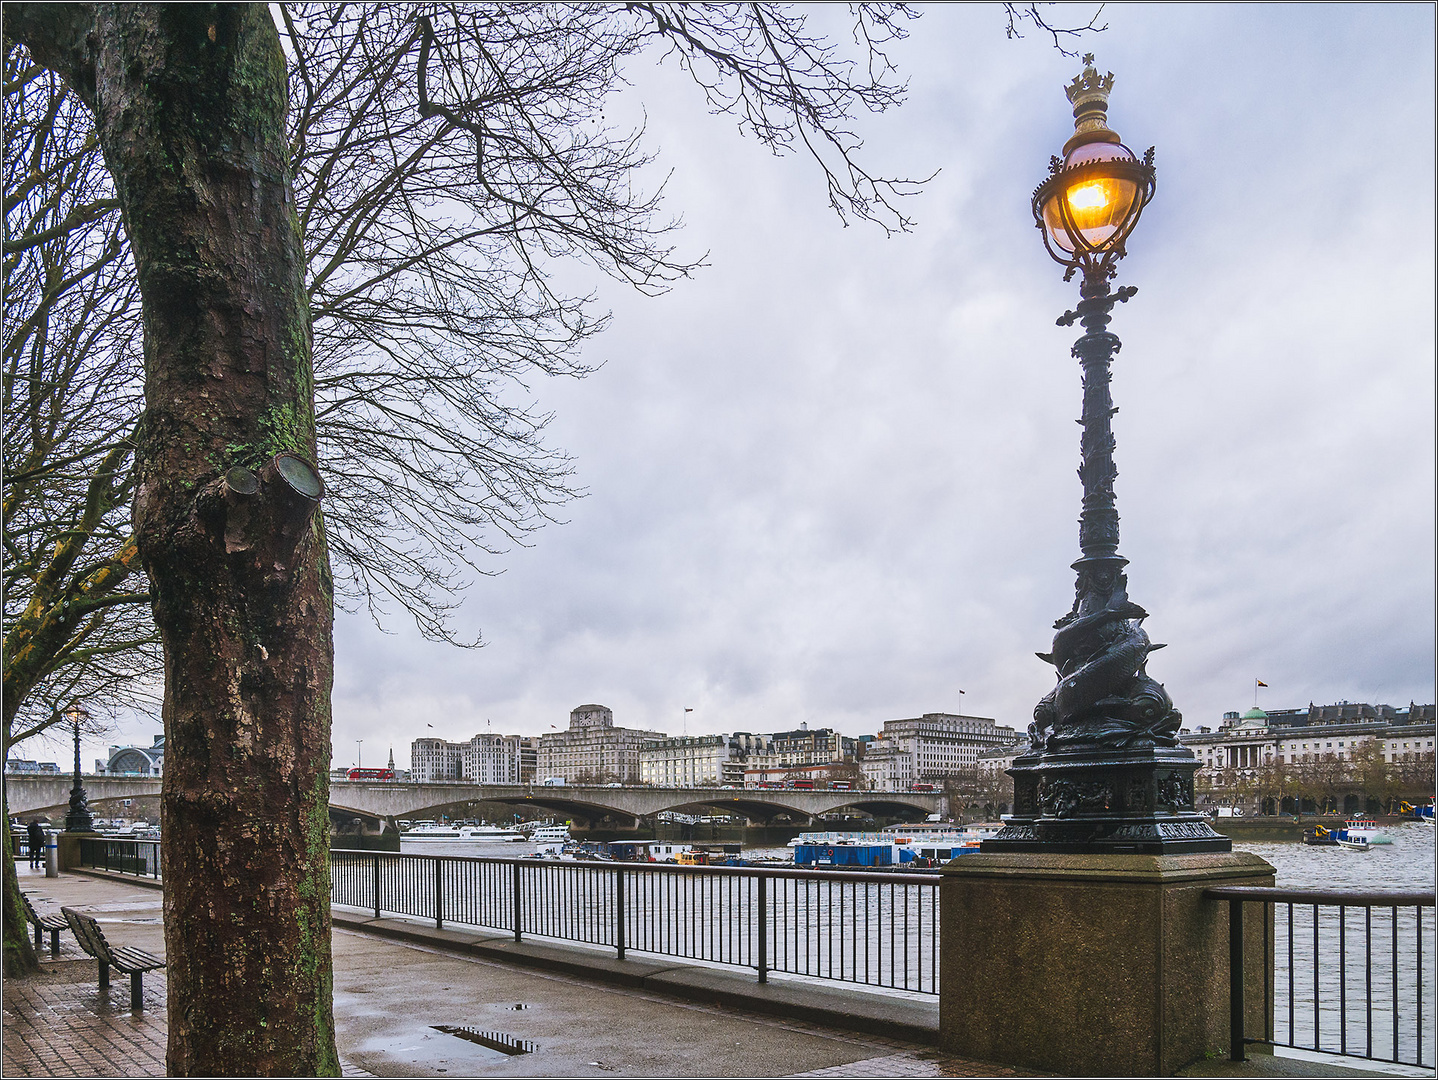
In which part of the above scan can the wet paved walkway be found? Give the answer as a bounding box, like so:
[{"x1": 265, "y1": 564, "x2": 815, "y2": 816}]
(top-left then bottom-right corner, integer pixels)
[
  {"x1": 5, "y1": 867, "x2": 1034, "y2": 1078},
  {"x1": 13, "y1": 867, "x2": 1416, "y2": 1078}
]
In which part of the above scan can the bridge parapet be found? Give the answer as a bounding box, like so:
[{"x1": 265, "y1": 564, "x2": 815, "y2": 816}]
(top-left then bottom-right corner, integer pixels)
[
  {"x1": 327, "y1": 782, "x2": 941, "y2": 824},
  {"x1": 6, "y1": 774, "x2": 942, "y2": 823}
]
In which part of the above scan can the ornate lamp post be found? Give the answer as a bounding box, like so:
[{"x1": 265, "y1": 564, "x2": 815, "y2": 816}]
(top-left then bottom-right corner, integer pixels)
[
  {"x1": 987, "y1": 57, "x2": 1227, "y2": 854},
  {"x1": 63, "y1": 702, "x2": 95, "y2": 833}
]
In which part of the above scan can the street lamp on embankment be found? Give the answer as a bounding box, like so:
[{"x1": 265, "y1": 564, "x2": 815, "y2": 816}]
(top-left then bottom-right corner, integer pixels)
[
  {"x1": 64, "y1": 702, "x2": 95, "y2": 833},
  {"x1": 982, "y1": 55, "x2": 1227, "y2": 856},
  {"x1": 937, "y1": 58, "x2": 1276, "y2": 1077}
]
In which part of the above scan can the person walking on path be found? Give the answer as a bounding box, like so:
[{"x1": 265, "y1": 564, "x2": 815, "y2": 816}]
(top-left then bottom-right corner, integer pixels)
[{"x1": 26, "y1": 820, "x2": 45, "y2": 869}]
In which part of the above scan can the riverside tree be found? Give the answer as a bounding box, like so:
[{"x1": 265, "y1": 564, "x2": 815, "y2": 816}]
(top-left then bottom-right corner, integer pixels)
[{"x1": 3, "y1": 2, "x2": 937, "y2": 1072}]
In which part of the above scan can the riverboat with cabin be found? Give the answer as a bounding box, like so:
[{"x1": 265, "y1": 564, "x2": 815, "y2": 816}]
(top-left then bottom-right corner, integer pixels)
[
  {"x1": 402, "y1": 822, "x2": 525, "y2": 842},
  {"x1": 1340, "y1": 818, "x2": 1392, "y2": 844}
]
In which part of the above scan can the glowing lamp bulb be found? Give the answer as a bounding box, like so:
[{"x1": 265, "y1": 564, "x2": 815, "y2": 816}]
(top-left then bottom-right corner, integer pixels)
[{"x1": 1067, "y1": 183, "x2": 1110, "y2": 211}]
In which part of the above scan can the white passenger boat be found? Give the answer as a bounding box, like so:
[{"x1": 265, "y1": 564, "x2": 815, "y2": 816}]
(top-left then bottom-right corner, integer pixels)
[
  {"x1": 529, "y1": 823, "x2": 572, "y2": 851},
  {"x1": 403, "y1": 822, "x2": 526, "y2": 842}
]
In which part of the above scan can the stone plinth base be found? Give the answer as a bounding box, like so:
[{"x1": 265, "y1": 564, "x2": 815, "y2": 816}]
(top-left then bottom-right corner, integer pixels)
[{"x1": 940, "y1": 851, "x2": 1274, "y2": 1076}]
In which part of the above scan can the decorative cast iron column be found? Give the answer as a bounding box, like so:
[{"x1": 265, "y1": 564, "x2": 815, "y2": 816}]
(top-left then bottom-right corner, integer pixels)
[
  {"x1": 64, "y1": 703, "x2": 95, "y2": 833},
  {"x1": 985, "y1": 57, "x2": 1228, "y2": 854}
]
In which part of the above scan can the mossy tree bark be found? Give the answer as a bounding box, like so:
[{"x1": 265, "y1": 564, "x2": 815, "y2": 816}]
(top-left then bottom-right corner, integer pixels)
[
  {"x1": 7, "y1": 4, "x2": 338, "y2": 1074},
  {"x1": 2, "y1": 797, "x2": 40, "y2": 978}
]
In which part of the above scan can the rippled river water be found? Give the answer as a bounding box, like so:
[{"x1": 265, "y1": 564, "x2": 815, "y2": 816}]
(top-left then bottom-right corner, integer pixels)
[
  {"x1": 1228, "y1": 823, "x2": 1434, "y2": 1066},
  {"x1": 1233, "y1": 821, "x2": 1434, "y2": 891}
]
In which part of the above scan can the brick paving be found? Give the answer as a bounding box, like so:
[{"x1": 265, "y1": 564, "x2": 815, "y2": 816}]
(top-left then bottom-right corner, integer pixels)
[
  {"x1": 3, "y1": 960, "x2": 376, "y2": 1078},
  {"x1": 3, "y1": 959, "x2": 167, "y2": 1077}
]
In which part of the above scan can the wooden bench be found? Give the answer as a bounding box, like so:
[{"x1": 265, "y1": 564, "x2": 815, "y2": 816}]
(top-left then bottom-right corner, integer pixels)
[
  {"x1": 61, "y1": 907, "x2": 165, "y2": 1011},
  {"x1": 20, "y1": 892, "x2": 68, "y2": 957}
]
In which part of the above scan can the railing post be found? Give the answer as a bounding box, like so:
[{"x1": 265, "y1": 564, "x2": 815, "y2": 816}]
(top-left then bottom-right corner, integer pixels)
[
  {"x1": 615, "y1": 866, "x2": 626, "y2": 961},
  {"x1": 435, "y1": 856, "x2": 444, "y2": 932},
  {"x1": 373, "y1": 854, "x2": 382, "y2": 920},
  {"x1": 1229, "y1": 897, "x2": 1245, "y2": 1062},
  {"x1": 757, "y1": 874, "x2": 768, "y2": 984},
  {"x1": 513, "y1": 860, "x2": 523, "y2": 943}
]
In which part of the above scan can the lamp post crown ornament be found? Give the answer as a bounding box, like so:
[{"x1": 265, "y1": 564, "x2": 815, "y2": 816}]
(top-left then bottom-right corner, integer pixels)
[
  {"x1": 983, "y1": 60, "x2": 1229, "y2": 855},
  {"x1": 1063, "y1": 55, "x2": 1119, "y2": 155}
]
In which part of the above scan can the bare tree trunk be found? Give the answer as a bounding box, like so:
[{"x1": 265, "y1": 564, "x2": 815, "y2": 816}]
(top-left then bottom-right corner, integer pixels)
[{"x1": 8, "y1": 5, "x2": 337, "y2": 1073}]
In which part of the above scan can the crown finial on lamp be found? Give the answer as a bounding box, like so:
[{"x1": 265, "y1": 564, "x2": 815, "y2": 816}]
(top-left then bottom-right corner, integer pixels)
[{"x1": 1063, "y1": 56, "x2": 1121, "y2": 156}]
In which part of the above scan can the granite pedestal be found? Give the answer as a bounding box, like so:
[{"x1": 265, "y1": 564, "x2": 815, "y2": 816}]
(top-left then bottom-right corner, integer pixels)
[{"x1": 940, "y1": 850, "x2": 1275, "y2": 1076}]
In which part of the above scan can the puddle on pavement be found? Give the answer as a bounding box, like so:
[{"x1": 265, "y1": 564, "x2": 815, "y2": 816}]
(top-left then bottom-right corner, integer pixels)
[{"x1": 431, "y1": 1026, "x2": 536, "y2": 1056}]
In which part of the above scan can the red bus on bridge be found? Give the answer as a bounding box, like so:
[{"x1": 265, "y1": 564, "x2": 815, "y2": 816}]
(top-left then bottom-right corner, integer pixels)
[{"x1": 346, "y1": 768, "x2": 396, "y2": 781}]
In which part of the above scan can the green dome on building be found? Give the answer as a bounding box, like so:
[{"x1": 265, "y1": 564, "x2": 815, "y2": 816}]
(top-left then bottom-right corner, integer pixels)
[{"x1": 1240, "y1": 706, "x2": 1268, "y2": 722}]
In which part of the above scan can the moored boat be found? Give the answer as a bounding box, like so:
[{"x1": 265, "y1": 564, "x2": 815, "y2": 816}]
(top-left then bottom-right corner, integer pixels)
[
  {"x1": 529, "y1": 823, "x2": 572, "y2": 852},
  {"x1": 402, "y1": 822, "x2": 526, "y2": 842}
]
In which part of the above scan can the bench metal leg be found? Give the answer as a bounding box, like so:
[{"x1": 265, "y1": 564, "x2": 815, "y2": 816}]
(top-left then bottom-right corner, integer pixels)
[
  {"x1": 98, "y1": 960, "x2": 109, "y2": 989},
  {"x1": 130, "y1": 972, "x2": 143, "y2": 1012},
  {"x1": 33, "y1": 925, "x2": 42, "y2": 951},
  {"x1": 48, "y1": 928, "x2": 59, "y2": 957}
]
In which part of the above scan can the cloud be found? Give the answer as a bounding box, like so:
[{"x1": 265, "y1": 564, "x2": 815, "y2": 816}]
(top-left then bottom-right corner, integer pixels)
[{"x1": 98, "y1": 5, "x2": 1436, "y2": 771}]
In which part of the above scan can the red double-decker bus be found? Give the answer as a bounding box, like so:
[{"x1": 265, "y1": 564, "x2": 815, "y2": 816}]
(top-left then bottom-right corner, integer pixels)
[{"x1": 346, "y1": 767, "x2": 396, "y2": 781}]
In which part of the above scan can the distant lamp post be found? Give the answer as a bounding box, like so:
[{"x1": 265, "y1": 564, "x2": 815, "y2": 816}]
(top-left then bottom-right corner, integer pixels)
[
  {"x1": 987, "y1": 56, "x2": 1226, "y2": 854},
  {"x1": 64, "y1": 702, "x2": 95, "y2": 833}
]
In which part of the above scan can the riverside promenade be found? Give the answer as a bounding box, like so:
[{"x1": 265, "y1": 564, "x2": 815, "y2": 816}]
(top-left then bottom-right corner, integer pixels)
[{"x1": 5, "y1": 864, "x2": 1414, "y2": 1078}]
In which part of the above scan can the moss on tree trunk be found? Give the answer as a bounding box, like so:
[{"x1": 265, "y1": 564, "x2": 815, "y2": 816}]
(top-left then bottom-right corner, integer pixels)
[{"x1": 3, "y1": 793, "x2": 40, "y2": 978}]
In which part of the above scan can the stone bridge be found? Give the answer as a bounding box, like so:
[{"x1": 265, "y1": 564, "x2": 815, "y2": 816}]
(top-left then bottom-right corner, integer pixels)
[
  {"x1": 6, "y1": 775, "x2": 161, "y2": 817},
  {"x1": 6, "y1": 774, "x2": 941, "y2": 827}
]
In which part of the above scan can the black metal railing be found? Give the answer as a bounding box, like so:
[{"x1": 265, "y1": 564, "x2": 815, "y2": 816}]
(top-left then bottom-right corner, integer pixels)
[
  {"x1": 330, "y1": 851, "x2": 939, "y2": 995},
  {"x1": 77, "y1": 836, "x2": 161, "y2": 879},
  {"x1": 1208, "y1": 886, "x2": 1435, "y2": 1069}
]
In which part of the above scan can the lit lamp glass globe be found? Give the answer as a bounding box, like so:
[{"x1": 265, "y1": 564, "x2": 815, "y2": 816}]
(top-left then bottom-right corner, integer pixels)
[{"x1": 1033, "y1": 56, "x2": 1155, "y2": 279}]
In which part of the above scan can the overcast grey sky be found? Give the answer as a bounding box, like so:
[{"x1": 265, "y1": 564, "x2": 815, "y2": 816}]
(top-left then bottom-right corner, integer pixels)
[{"x1": 86, "y1": 4, "x2": 1435, "y2": 772}]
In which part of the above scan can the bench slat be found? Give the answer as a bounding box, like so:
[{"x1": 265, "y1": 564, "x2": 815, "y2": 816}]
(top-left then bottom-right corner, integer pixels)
[{"x1": 110, "y1": 949, "x2": 165, "y2": 971}]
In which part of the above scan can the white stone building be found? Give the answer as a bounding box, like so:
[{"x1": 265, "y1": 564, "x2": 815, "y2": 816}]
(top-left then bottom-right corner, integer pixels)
[
  {"x1": 410, "y1": 733, "x2": 526, "y2": 783},
  {"x1": 859, "y1": 713, "x2": 1019, "y2": 790},
  {"x1": 536, "y1": 704, "x2": 665, "y2": 785},
  {"x1": 640, "y1": 732, "x2": 773, "y2": 787},
  {"x1": 1179, "y1": 701, "x2": 1435, "y2": 812},
  {"x1": 410, "y1": 737, "x2": 463, "y2": 782},
  {"x1": 462, "y1": 734, "x2": 524, "y2": 785}
]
